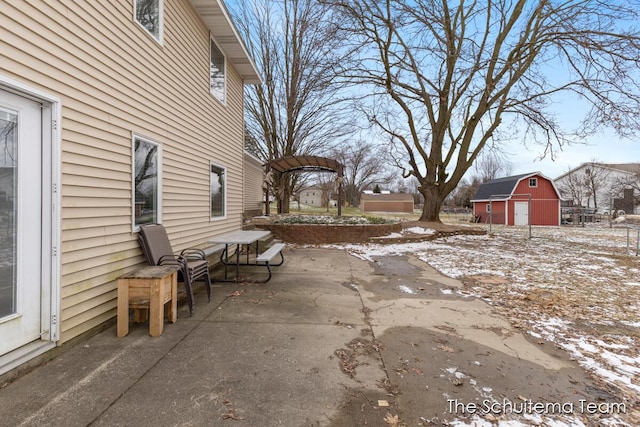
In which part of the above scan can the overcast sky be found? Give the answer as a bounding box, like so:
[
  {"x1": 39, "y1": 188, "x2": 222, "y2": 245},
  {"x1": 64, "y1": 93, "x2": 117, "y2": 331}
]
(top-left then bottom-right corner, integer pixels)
[
  {"x1": 502, "y1": 89, "x2": 640, "y2": 179},
  {"x1": 505, "y1": 132, "x2": 640, "y2": 180}
]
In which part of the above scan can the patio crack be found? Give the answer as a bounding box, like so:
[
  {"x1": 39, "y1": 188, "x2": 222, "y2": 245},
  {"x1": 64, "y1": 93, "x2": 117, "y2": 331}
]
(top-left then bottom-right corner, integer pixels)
[{"x1": 343, "y1": 249, "x2": 404, "y2": 424}]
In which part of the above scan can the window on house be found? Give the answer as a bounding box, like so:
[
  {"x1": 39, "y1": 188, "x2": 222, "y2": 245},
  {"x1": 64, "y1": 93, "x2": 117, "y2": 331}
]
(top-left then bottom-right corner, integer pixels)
[
  {"x1": 210, "y1": 39, "x2": 226, "y2": 103},
  {"x1": 135, "y1": 0, "x2": 163, "y2": 42},
  {"x1": 529, "y1": 178, "x2": 538, "y2": 187},
  {"x1": 210, "y1": 163, "x2": 226, "y2": 219},
  {"x1": 133, "y1": 136, "x2": 161, "y2": 228},
  {"x1": 486, "y1": 204, "x2": 491, "y2": 213}
]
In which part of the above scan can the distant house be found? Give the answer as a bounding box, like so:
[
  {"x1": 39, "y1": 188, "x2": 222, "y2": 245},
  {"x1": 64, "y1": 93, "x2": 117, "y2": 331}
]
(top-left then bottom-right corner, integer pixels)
[
  {"x1": 0, "y1": 0, "x2": 260, "y2": 375},
  {"x1": 471, "y1": 173, "x2": 562, "y2": 225},
  {"x1": 300, "y1": 186, "x2": 323, "y2": 207},
  {"x1": 554, "y1": 163, "x2": 640, "y2": 214},
  {"x1": 360, "y1": 193, "x2": 414, "y2": 213}
]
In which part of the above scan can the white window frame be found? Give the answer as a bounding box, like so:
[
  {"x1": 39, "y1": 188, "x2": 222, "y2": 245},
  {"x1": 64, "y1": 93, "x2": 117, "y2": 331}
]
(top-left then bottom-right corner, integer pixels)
[
  {"x1": 529, "y1": 178, "x2": 538, "y2": 188},
  {"x1": 134, "y1": 0, "x2": 164, "y2": 44},
  {"x1": 132, "y1": 134, "x2": 162, "y2": 230},
  {"x1": 210, "y1": 162, "x2": 227, "y2": 220},
  {"x1": 210, "y1": 37, "x2": 227, "y2": 104}
]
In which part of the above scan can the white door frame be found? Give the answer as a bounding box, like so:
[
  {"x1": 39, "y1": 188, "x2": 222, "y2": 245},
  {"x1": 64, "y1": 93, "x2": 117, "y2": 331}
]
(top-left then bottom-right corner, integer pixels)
[{"x1": 0, "y1": 76, "x2": 61, "y2": 375}]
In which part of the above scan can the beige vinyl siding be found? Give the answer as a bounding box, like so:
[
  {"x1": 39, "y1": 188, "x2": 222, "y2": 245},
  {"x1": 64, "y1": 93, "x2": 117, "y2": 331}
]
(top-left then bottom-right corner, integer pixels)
[
  {"x1": 1, "y1": 0, "x2": 247, "y2": 342},
  {"x1": 243, "y1": 153, "x2": 264, "y2": 217}
]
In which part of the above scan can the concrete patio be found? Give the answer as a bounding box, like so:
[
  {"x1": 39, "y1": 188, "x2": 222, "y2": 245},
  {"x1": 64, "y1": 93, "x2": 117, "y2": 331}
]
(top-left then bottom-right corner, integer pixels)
[{"x1": 0, "y1": 246, "x2": 617, "y2": 426}]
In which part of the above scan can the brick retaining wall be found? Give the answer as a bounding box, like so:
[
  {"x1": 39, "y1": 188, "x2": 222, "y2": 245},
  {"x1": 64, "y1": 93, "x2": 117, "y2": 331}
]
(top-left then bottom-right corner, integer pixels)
[{"x1": 256, "y1": 223, "x2": 403, "y2": 244}]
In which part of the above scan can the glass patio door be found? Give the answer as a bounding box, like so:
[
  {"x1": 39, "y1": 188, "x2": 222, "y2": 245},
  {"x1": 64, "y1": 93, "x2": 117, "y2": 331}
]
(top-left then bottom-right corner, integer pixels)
[{"x1": 0, "y1": 89, "x2": 43, "y2": 355}]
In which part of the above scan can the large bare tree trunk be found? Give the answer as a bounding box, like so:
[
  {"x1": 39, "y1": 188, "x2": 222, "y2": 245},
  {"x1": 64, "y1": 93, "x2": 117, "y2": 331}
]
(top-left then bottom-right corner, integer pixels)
[
  {"x1": 274, "y1": 174, "x2": 293, "y2": 214},
  {"x1": 419, "y1": 184, "x2": 443, "y2": 222},
  {"x1": 277, "y1": 198, "x2": 292, "y2": 214}
]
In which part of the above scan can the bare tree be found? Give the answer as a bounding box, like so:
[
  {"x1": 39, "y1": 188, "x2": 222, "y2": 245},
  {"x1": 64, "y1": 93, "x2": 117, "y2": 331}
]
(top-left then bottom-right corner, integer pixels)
[
  {"x1": 557, "y1": 167, "x2": 587, "y2": 207},
  {"x1": 474, "y1": 151, "x2": 513, "y2": 183},
  {"x1": 609, "y1": 172, "x2": 640, "y2": 207},
  {"x1": 583, "y1": 162, "x2": 610, "y2": 210},
  {"x1": 330, "y1": 140, "x2": 393, "y2": 206},
  {"x1": 405, "y1": 176, "x2": 424, "y2": 206},
  {"x1": 447, "y1": 175, "x2": 482, "y2": 208},
  {"x1": 446, "y1": 154, "x2": 511, "y2": 208},
  {"x1": 557, "y1": 161, "x2": 613, "y2": 209},
  {"x1": 309, "y1": 172, "x2": 339, "y2": 211},
  {"x1": 231, "y1": 0, "x2": 352, "y2": 213},
  {"x1": 326, "y1": 0, "x2": 640, "y2": 222},
  {"x1": 388, "y1": 174, "x2": 409, "y2": 193}
]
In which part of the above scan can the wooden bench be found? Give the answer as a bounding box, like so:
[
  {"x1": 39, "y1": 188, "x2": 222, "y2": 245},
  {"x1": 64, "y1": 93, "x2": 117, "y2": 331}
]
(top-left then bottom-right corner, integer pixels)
[
  {"x1": 256, "y1": 243, "x2": 285, "y2": 282},
  {"x1": 117, "y1": 265, "x2": 179, "y2": 337}
]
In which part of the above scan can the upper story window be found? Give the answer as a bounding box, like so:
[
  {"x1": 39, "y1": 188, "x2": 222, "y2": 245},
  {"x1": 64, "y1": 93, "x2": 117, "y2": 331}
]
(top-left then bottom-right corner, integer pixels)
[
  {"x1": 529, "y1": 178, "x2": 538, "y2": 188},
  {"x1": 133, "y1": 135, "x2": 161, "y2": 229},
  {"x1": 135, "y1": 0, "x2": 163, "y2": 43},
  {"x1": 210, "y1": 39, "x2": 226, "y2": 103}
]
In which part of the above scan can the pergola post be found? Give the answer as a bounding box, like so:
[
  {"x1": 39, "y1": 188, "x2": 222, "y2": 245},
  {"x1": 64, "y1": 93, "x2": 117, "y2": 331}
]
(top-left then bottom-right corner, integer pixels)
[
  {"x1": 264, "y1": 164, "x2": 271, "y2": 216},
  {"x1": 337, "y1": 164, "x2": 344, "y2": 217}
]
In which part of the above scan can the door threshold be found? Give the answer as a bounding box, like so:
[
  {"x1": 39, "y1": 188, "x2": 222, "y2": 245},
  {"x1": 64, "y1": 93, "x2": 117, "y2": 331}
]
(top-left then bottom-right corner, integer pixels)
[{"x1": 0, "y1": 341, "x2": 56, "y2": 377}]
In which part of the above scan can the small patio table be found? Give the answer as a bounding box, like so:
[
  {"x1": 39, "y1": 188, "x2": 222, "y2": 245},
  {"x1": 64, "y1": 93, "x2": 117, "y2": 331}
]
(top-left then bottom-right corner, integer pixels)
[
  {"x1": 209, "y1": 230, "x2": 272, "y2": 282},
  {"x1": 117, "y1": 265, "x2": 179, "y2": 337}
]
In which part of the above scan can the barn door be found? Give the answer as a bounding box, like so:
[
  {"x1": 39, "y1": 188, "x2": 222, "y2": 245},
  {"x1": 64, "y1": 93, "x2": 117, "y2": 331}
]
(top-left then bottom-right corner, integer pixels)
[{"x1": 514, "y1": 202, "x2": 529, "y2": 226}]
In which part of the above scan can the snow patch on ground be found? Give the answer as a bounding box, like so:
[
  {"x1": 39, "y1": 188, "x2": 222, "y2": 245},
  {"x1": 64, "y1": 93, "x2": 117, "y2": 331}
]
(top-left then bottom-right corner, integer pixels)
[{"x1": 327, "y1": 223, "x2": 639, "y2": 425}]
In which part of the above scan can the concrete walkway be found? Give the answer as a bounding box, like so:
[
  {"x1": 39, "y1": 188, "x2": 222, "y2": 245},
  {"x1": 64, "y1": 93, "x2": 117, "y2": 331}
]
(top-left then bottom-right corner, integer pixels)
[{"x1": 0, "y1": 247, "x2": 613, "y2": 426}]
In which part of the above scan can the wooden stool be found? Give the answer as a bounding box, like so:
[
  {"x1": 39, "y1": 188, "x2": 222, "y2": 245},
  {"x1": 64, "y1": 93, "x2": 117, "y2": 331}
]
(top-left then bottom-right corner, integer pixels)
[{"x1": 117, "y1": 265, "x2": 179, "y2": 337}]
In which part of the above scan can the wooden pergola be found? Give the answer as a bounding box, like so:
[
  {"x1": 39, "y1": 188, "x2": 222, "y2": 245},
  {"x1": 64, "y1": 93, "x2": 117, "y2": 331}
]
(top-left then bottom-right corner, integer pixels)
[{"x1": 263, "y1": 155, "x2": 344, "y2": 215}]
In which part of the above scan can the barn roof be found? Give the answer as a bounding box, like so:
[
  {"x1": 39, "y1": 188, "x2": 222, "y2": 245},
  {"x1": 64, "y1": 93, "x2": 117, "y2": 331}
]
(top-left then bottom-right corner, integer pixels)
[{"x1": 470, "y1": 172, "x2": 560, "y2": 201}]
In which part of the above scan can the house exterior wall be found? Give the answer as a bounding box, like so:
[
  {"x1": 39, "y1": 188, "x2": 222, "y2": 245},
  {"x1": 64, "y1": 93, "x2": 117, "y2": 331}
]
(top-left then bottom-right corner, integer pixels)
[
  {"x1": 300, "y1": 187, "x2": 323, "y2": 207},
  {"x1": 555, "y1": 164, "x2": 639, "y2": 213},
  {"x1": 1, "y1": 1, "x2": 248, "y2": 343},
  {"x1": 243, "y1": 152, "x2": 263, "y2": 219}
]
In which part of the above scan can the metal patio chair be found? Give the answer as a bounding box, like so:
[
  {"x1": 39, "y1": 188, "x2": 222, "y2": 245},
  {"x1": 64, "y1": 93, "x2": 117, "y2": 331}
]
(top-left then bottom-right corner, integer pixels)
[{"x1": 137, "y1": 224, "x2": 211, "y2": 316}]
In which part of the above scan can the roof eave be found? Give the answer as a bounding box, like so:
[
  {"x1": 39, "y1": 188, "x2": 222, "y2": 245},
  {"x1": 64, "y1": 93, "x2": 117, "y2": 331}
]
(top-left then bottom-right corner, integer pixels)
[
  {"x1": 514, "y1": 171, "x2": 564, "y2": 200},
  {"x1": 190, "y1": 0, "x2": 262, "y2": 85},
  {"x1": 471, "y1": 198, "x2": 509, "y2": 203}
]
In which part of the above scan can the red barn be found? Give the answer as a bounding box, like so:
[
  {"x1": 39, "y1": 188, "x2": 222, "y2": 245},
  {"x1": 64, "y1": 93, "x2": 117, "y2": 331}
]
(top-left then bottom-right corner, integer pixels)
[{"x1": 471, "y1": 172, "x2": 562, "y2": 226}]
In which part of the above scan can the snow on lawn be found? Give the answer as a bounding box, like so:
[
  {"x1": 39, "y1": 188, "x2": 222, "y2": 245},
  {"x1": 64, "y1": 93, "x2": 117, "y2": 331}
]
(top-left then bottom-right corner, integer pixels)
[
  {"x1": 330, "y1": 223, "x2": 640, "y2": 423},
  {"x1": 403, "y1": 226, "x2": 437, "y2": 235}
]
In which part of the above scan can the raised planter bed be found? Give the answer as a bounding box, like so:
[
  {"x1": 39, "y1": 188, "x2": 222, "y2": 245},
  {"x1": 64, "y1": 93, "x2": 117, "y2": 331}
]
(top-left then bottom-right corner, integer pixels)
[
  {"x1": 256, "y1": 221, "x2": 402, "y2": 244},
  {"x1": 250, "y1": 216, "x2": 485, "y2": 245}
]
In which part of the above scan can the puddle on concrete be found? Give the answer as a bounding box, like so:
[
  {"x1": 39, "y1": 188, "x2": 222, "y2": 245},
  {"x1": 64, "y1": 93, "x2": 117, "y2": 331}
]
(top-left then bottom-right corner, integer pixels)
[{"x1": 365, "y1": 255, "x2": 469, "y2": 302}]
